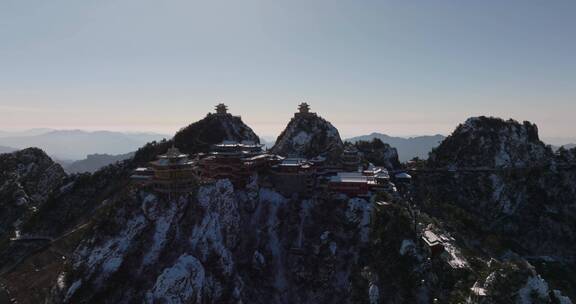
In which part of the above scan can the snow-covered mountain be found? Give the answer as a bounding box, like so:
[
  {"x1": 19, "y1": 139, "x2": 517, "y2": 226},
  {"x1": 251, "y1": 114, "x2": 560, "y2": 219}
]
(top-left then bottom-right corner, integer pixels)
[
  {"x1": 418, "y1": 116, "x2": 576, "y2": 256},
  {"x1": 51, "y1": 179, "x2": 375, "y2": 303},
  {"x1": 1, "y1": 114, "x2": 575, "y2": 303},
  {"x1": 429, "y1": 117, "x2": 552, "y2": 169},
  {"x1": 271, "y1": 106, "x2": 343, "y2": 160}
]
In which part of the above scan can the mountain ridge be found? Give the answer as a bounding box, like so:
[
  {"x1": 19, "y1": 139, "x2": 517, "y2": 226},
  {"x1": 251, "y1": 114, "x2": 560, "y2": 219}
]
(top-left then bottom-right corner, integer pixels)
[
  {"x1": 346, "y1": 133, "x2": 445, "y2": 162},
  {"x1": 0, "y1": 114, "x2": 574, "y2": 303},
  {"x1": 0, "y1": 130, "x2": 169, "y2": 160},
  {"x1": 63, "y1": 152, "x2": 135, "y2": 174}
]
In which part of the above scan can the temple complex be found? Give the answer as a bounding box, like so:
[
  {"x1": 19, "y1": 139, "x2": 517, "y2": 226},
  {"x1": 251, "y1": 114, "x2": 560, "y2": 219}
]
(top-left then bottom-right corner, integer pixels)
[
  {"x1": 328, "y1": 172, "x2": 370, "y2": 196},
  {"x1": 327, "y1": 166, "x2": 393, "y2": 196},
  {"x1": 198, "y1": 141, "x2": 281, "y2": 186},
  {"x1": 130, "y1": 103, "x2": 399, "y2": 199}
]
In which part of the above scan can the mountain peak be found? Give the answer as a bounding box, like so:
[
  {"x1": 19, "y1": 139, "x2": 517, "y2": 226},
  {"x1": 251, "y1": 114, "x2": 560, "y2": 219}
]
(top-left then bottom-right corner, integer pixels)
[
  {"x1": 173, "y1": 104, "x2": 260, "y2": 154},
  {"x1": 0, "y1": 147, "x2": 66, "y2": 239},
  {"x1": 429, "y1": 116, "x2": 551, "y2": 168},
  {"x1": 271, "y1": 104, "x2": 343, "y2": 159}
]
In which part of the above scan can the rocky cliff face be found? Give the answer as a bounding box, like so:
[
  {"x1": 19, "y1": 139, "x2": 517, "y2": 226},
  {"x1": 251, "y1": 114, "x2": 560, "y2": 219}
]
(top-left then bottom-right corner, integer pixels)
[
  {"x1": 0, "y1": 148, "x2": 66, "y2": 239},
  {"x1": 353, "y1": 138, "x2": 401, "y2": 170},
  {"x1": 429, "y1": 116, "x2": 553, "y2": 169},
  {"x1": 52, "y1": 179, "x2": 374, "y2": 303},
  {"x1": 1, "y1": 110, "x2": 260, "y2": 236},
  {"x1": 419, "y1": 117, "x2": 576, "y2": 255},
  {"x1": 22, "y1": 112, "x2": 262, "y2": 239},
  {"x1": 0, "y1": 112, "x2": 268, "y2": 303},
  {"x1": 272, "y1": 114, "x2": 343, "y2": 160}
]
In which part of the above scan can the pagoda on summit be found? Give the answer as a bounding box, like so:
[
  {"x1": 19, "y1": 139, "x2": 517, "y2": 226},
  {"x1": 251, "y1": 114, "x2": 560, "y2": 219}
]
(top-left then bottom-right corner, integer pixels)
[
  {"x1": 215, "y1": 103, "x2": 228, "y2": 115},
  {"x1": 212, "y1": 103, "x2": 241, "y2": 118},
  {"x1": 295, "y1": 102, "x2": 316, "y2": 118}
]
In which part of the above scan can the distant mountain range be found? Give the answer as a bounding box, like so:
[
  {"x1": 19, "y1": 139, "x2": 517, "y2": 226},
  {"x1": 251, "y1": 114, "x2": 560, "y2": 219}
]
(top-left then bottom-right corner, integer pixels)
[
  {"x1": 0, "y1": 129, "x2": 169, "y2": 160},
  {"x1": 0, "y1": 145, "x2": 17, "y2": 154},
  {"x1": 259, "y1": 136, "x2": 276, "y2": 149},
  {"x1": 345, "y1": 133, "x2": 446, "y2": 162},
  {"x1": 551, "y1": 143, "x2": 576, "y2": 151},
  {"x1": 63, "y1": 152, "x2": 135, "y2": 174},
  {"x1": 0, "y1": 128, "x2": 54, "y2": 138}
]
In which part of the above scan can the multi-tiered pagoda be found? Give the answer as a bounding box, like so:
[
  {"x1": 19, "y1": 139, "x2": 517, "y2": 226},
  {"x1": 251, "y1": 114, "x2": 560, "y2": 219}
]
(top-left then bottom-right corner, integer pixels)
[
  {"x1": 295, "y1": 102, "x2": 317, "y2": 118},
  {"x1": 147, "y1": 146, "x2": 197, "y2": 193}
]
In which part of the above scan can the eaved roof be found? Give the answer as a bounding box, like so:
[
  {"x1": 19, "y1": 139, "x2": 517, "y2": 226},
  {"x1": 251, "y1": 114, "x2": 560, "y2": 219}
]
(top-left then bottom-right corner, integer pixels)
[
  {"x1": 151, "y1": 157, "x2": 194, "y2": 166},
  {"x1": 278, "y1": 158, "x2": 309, "y2": 166},
  {"x1": 215, "y1": 140, "x2": 263, "y2": 148},
  {"x1": 330, "y1": 172, "x2": 368, "y2": 183},
  {"x1": 244, "y1": 154, "x2": 284, "y2": 161},
  {"x1": 422, "y1": 230, "x2": 442, "y2": 247},
  {"x1": 395, "y1": 172, "x2": 412, "y2": 179},
  {"x1": 375, "y1": 172, "x2": 390, "y2": 179}
]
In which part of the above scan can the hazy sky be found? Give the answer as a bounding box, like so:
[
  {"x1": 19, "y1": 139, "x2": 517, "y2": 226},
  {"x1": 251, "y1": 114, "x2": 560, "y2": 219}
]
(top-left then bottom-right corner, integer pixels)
[{"x1": 1, "y1": 0, "x2": 575, "y2": 139}]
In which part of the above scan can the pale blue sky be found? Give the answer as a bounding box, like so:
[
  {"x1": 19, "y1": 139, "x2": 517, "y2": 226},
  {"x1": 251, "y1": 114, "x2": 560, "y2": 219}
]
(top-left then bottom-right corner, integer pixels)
[{"x1": 1, "y1": 0, "x2": 575, "y2": 139}]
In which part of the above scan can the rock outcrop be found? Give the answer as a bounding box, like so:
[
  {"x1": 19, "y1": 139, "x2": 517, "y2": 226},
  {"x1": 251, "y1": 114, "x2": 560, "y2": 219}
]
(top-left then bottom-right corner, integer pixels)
[
  {"x1": 0, "y1": 148, "x2": 66, "y2": 239},
  {"x1": 418, "y1": 116, "x2": 576, "y2": 256},
  {"x1": 173, "y1": 106, "x2": 260, "y2": 154},
  {"x1": 53, "y1": 179, "x2": 375, "y2": 303},
  {"x1": 429, "y1": 116, "x2": 552, "y2": 169},
  {"x1": 23, "y1": 106, "x2": 261, "y2": 238},
  {"x1": 353, "y1": 138, "x2": 401, "y2": 170},
  {"x1": 272, "y1": 104, "x2": 343, "y2": 159}
]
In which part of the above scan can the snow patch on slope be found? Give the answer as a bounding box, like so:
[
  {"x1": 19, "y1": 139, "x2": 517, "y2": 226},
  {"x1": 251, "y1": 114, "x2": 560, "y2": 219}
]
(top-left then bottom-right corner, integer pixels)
[
  {"x1": 292, "y1": 131, "x2": 311, "y2": 146},
  {"x1": 518, "y1": 275, "x2": 549, "y2": 304},
  {"x1": 76, "y1": 213, "x2": 146, "y2": 288},
  {"x1": 346, "y1": 197, "x2": 373, "y2": 243},
  {"x1": 145, "y1": 255, "x2": 206, "y2": 304}
]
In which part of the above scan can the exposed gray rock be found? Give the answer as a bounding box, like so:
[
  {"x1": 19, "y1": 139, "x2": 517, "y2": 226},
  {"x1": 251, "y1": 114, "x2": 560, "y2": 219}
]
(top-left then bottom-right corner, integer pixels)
[
  {"x1": 53, "y1": 180, "x2": 374, "y2": 303},
  {"x1": 0, "y1": 148, "x2": 66, "y2": 238},
  {"x1": 429, "y1": 116, "x2": 552, "y2": 169},
  {"x1": 272, "y1": 112, "x2": 343, "y2": 160},
  {"x1": 353, "y1": 138, "x2": 401, "y2": 169},
  {"x1": 419, "y1": 117, "x2": 576, "y2": 256}
]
